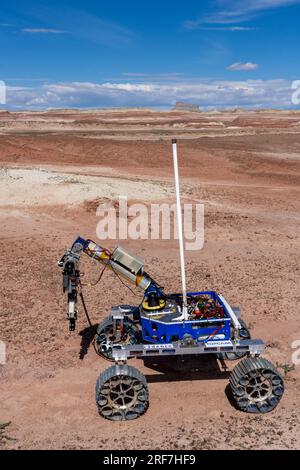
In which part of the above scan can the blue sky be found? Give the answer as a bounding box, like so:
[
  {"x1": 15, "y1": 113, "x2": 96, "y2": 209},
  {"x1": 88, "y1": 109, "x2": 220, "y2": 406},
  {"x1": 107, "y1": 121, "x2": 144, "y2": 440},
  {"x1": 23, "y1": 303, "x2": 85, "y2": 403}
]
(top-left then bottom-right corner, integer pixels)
[{"x1": 1, "y1": 0, "x2": 300, "y2": 109}]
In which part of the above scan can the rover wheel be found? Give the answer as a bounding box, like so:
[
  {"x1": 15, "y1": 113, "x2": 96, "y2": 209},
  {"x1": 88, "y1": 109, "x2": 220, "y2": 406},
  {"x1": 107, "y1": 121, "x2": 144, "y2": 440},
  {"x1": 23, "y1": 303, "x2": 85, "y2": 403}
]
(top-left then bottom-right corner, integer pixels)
[
  {"x1": 229, "y1": 357, "x2": 284, "y2": 413},
  {"x1": 96, "y1": 364, "x2": 149, "y2": 421},
  {"x1": 94, "y1": 316, "x2": 139, "y2": 361},
  {"x1": 218, "y1": 319, "x2": 251, "y2": 361}
]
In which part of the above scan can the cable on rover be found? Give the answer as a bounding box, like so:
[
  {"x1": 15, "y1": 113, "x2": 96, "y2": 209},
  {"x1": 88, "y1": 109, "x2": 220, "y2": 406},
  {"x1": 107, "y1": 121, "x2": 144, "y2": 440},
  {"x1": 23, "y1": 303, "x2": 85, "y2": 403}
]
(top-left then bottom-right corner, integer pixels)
[
  {"x1": 198, "y1": 324, "x2": 223, "y2": 343},
  {"x1": 78, "y1": 263, "x2": 138, "y2": 357},
  {"x1": 80, "y1": 263, "x2": 108, "y2": 287},
  {"x1": 78, "y1": 263, "x2": 108, "y2": 330},
  {"x1": 78, "y1": 260, "x2": 138, "y2": 336},
  {"x1": 110, "y1": 264, "x2": 139, "y2": 297},
  {"x1": 79, "y1": 290, "x2": 96, "y2": 331},
  {"x1": 79, "y1": 290, "x2": 102, "y2": 357},
  {"x1": 79, "y1": 261, "x2": 109, "y2": 333}
]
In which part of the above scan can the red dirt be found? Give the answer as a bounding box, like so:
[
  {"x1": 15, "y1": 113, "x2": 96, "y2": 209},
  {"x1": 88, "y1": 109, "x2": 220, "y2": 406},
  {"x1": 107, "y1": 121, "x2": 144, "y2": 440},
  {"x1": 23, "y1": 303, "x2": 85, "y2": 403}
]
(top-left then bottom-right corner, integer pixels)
[{"x1": 0, "y1": 110, "x2": 299, "y2": 450}]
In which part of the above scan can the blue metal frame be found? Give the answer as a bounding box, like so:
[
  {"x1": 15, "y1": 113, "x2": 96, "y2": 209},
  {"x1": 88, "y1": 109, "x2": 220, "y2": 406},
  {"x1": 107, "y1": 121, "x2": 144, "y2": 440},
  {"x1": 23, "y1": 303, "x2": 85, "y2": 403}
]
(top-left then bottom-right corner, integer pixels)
[{"x1": 140, "y1": 291, "x2": 231, "y2": 344}]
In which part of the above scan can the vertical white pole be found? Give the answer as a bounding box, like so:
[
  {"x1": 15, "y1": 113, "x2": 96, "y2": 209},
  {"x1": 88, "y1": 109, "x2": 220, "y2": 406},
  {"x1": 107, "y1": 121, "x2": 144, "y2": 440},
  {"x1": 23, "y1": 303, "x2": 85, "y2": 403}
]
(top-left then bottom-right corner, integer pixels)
[{"x1": 172, "y1": 139, "x2": 188, "y2": 320}]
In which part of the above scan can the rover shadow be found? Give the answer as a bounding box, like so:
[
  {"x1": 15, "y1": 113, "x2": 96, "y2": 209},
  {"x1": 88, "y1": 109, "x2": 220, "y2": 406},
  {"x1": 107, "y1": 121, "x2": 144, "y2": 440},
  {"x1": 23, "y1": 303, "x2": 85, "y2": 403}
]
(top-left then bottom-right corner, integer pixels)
[
  {"x1": 78, "y1": 324, "x2": 98, "y2": 360},
  {"x1": 142, "y1": 354, "x2": 231, "y2": 383}
]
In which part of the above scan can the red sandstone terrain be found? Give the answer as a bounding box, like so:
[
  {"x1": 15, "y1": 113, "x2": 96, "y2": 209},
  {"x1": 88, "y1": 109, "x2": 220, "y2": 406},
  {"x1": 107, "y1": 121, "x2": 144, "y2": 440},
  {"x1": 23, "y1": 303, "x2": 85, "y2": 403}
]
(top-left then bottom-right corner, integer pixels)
[{"x1": 0, "y1": 109, "x2": 299, "y2": 449}]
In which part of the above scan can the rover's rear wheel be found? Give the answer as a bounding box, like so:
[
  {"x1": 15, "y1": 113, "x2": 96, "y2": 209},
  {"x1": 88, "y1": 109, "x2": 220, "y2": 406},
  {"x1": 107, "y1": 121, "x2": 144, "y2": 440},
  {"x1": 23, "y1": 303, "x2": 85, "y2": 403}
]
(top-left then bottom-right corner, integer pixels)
[
  {"x1": 229, "y1": 357, "x2": 284, "y2": 413},
  {"x1": 95, "y1": 316, "x2": 139, "y2": 361},
  {"x1": 96, "y1": 364, "x2": 149, "y2": 421}
]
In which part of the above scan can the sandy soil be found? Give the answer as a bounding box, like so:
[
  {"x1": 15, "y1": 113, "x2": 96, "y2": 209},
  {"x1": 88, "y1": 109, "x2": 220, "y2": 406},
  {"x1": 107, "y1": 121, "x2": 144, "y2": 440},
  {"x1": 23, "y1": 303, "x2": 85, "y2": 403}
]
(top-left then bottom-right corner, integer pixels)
[{"x1": 0, "y1": 109, "x2": 300, "y2": 450}]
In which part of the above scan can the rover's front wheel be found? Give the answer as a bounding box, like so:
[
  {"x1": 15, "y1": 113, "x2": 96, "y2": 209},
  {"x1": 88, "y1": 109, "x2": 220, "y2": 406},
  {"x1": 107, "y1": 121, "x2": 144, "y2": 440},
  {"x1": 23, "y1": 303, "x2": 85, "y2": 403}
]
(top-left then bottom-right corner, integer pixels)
[{"x1": 96, "y1": 364, "x2": 149, "y2": 421}]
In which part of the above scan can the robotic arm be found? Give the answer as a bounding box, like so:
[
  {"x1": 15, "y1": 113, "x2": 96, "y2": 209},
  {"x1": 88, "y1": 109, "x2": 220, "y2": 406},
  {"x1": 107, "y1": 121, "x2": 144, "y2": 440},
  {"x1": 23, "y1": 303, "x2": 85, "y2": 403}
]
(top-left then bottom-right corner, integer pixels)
[{"x1": 58, "y1": 236, "x2": 163, "y2": 330}]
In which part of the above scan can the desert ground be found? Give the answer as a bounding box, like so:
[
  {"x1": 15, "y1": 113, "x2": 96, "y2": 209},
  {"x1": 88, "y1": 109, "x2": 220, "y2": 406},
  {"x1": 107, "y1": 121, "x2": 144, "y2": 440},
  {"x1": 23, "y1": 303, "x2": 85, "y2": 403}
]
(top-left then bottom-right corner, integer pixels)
[{"x1": 0, "y1": 108, "x2": 299, "y2": 450}]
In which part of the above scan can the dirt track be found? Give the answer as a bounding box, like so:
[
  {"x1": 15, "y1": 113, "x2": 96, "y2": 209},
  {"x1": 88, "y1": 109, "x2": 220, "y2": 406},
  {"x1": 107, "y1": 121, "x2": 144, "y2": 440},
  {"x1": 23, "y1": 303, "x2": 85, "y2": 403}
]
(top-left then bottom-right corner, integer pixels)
[{"x1": 0, "y1": 109, "x2": 300, "y2": 449}]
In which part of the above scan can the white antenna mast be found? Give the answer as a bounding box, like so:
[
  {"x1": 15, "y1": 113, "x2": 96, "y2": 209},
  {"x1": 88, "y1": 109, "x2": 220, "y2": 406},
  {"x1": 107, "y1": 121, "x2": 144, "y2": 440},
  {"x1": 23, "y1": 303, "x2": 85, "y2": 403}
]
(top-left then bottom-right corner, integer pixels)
[{"x1": 172, "y1": 139, "x2": 188, "y2": 321}]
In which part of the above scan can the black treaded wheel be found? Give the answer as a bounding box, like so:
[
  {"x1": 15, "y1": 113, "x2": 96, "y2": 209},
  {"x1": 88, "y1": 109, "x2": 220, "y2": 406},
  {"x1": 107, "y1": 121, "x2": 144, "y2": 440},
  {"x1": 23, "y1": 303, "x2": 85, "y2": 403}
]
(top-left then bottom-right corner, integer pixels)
[
  {"x1": 96, "y1": 364, "x2": 149, "y2": 421},
  {"x1": 229, "y1": 357, "x2": 284, "y2": 413},
  {"x1": 94, "y1": 315, "x2": 139, "y2": 361},
  {"x1": 218, "y1": 319, "x2": 251, "y2": 361}
]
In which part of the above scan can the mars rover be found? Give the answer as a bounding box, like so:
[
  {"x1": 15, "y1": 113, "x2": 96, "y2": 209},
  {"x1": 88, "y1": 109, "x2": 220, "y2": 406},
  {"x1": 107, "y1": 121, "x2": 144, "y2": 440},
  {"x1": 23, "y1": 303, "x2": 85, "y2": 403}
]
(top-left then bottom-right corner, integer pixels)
[{"x1": 58, "y1": 140, "x2": 284, "y2": 421}]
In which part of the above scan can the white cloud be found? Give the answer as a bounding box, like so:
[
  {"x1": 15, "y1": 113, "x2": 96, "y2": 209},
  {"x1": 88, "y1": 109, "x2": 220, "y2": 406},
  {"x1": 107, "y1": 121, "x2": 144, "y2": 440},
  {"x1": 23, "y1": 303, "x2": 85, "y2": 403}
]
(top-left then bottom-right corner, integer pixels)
[
  {"x1": 25, "y1": 8, "x2": 135, "y2": 47},
  {"x1": 4, "y1": 79, "x2": 294, "y2": 110},
  {"x1": 188, "y1": 26, "x2": 255, "y2": 31},
  {"x1": 22, "y1": 28, "x2": 66, "y2": 34},
  {"x1": 121, "y1": 73, "x2": 185, "y2": 81},
  {"x1": 3, "y1": 77, "x2": 49, "y2": 82},
  {"x1": 227, "y1": 62, "x2": 259, "y2": 71},
  {"x1": 184, "y1": 0, "x2": 300, "y2": 27},
  {"x1": 18, "y1": 7, "x2": 134, "y2": 46}
]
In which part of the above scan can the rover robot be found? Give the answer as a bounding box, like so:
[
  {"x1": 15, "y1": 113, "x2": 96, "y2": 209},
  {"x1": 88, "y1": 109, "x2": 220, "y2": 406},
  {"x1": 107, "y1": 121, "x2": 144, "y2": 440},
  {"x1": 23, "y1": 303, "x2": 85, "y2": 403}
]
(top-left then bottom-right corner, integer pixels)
[{"x1": 58, "y1": 141, "x2": 284, "y2": 421}]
